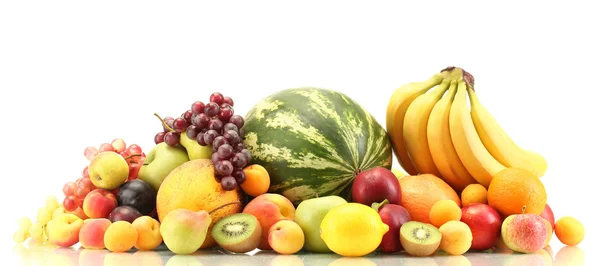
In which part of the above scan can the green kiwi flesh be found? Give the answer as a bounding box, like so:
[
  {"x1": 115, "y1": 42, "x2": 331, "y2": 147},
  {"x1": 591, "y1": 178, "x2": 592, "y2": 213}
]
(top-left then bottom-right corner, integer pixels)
[
  {"x1": 399, "y1": 221, "x2": 442, "y2": 256},
  {"x1": 211, "y1": 213, "x2": 261, "y2": 253}
]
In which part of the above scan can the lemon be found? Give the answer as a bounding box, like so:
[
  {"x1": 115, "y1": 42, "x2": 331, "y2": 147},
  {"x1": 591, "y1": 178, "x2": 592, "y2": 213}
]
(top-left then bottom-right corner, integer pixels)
[{"x1": 320, "y1": 202, "x2": 389, "y2": 257}]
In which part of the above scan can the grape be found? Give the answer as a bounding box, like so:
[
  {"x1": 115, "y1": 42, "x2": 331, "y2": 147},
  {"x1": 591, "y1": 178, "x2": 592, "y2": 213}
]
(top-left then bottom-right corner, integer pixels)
[
  {"x1": 223, "y1": 96, "x2": 234, "y2": 107},
  {"x1": 220, "y1": 176, "x2": 237, "y2": 191},
  {"x1": 75, "y1": 185, "x2": 92, "y2": 199},
  {"x1": 208, "y1": 119, "x2": 223, "y2": 132},
  {"x1": 82, "y1": 166, "x2": 89, "y2": 178},
  {"x1": 127, "y1": 144, "x2": 143, "y2": 155},
  {"x1": 76, "y1": 177, "x2": 95, "y2": 190},
  {"x1": 210, "y1": 92, "x2": 225, "y2": 105},
  {"x1": 165, "y1": 118, "x2": 175, "y2": 132},
  {"x1": 216, "y1": 160, "x2": 234, "y2": 176},
  {"x1": 220, "y1": 103, "x2": 231, "y2": 109},
  {"x1": 241, "y1": 148, "x2": 252, "y2": 162},
  {"x1": 164, "y1": 132, "x2": 181, "y2": 146},
  {"x1": 211, "y1": 152, "x2": 220, "y2": 165},
  {"x1": 232, "y1": 168, "x2": 246, "y2": 184},
  {"x1": 239, "y1": 128, "x2": 245, "y2": 139},
  {"x1": 18, "y1": 217, "x2": 32, "y2": 231},
  {"x1": 218, "y1": 144, "x2": 234, "y2": 159},
  {"x1": 154, "y1": 132, "x2": 166, "y2": 144},
  {"x1": 223, "y1": 123, "x2": 239, "y2": 133},
  {"x1": 218, "y1": 106, "x2": 234, "y2": 122},
  {"x1": 192, "y1": 113, "x2": 210, "y2": 128},
  {"x1": 63, "y1": 182, "x2": 76, "y2": 196},
  {"x1": 63, "y1": 196, "x2": 78, "y2": 212},
  {"x1": 111, "y1": 138, "x2": 127, "y2": 153},
  {"x1": 212, "y1": 136, "x2": 228, "y2": 150},
  {"x1": 233, "y1": 142, "x2": 245, "y2": 152},
  {"x1": 232, "y1": 153, "x2": 248, "y2": 168},
  {"x1": 191, "y1": 101, "x2": 205, "y2": 115},
  {"x1": 84, "y1": 146, "x2": 98, "y2": 161},
  {"x1": 173, "y1": 117, "x2": 189, "y2": 133},
  {"x1": 186, "y1": 125, "x2": 200, "y2": 140},
  {"x1": 229, "y1": 115, "x2": 245, "y2": 129},
  {"x1": 223, "y1": 130, "x2": 240, "y2": 145},
  {"x1": 182, "y1": 110, "x2": 193, "y2": 123},
  {"x1": 204, "y1": 102, "x2": 220, "y2": 117},
  {"x1": 203, "y1": 130, "x2": 219, "y2": 145},
  {"x1": 29, "y1": 224, "x2": 44, "y2": 242},
  {"x1": 197, "y1": 132, "x2": 207, "y2": 146},
  {"x1": 99, "y1": 143, "x2": 115, "y2": 152}
]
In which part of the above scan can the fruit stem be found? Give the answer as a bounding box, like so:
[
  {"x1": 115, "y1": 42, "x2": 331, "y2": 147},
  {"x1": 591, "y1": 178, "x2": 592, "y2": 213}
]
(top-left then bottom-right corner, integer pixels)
[
  {"x1": 208, "y1": 201, "x2": 243, "y2": 215},
  {"x1": 123, "y1": 153, "x2": 142, "y2": 160},
  {"x1": 153, "y1": 113, "x2": 174, "y2": 132},
  {"x1": 440, "y1": 66, "x2": 475, "y2": 90},
  {"x1": 522, "y1": 205, "x2": 527, "y2": 214},
  {"x1": 371, "y1": 199, "x2": 389, "y2": 212}
]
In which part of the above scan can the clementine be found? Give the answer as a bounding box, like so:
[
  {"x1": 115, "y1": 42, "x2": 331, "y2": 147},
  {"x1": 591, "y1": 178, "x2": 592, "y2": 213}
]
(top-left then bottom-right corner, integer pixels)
[{"x1": 487, "y1": 167, "x2": 547, "y2": 217}]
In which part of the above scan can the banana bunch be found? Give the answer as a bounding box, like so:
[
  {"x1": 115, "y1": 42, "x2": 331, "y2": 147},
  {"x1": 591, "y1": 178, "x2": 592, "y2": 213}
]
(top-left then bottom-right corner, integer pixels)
[{"x1": 386, "y1": 67, "x2": 547, "y2": 192}]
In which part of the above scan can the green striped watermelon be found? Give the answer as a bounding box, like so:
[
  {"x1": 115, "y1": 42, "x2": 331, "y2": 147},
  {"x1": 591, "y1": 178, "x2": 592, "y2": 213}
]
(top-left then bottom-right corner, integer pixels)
[{"x1": 242, "y1": 87, "x2": 393, "y2": 205}]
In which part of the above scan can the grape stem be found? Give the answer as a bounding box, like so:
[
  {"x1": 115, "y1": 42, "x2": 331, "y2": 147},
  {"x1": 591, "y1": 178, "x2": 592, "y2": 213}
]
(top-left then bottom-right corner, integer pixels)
[
  {"x1": 208, "y1": 201, "x2": 243, "y2": 215},
  {"x1": 123, "y1": 153, "x2": 142, "y2": 160},
  {"x1": 154, "y1": 113, "x2": 174, "y2": 132}
]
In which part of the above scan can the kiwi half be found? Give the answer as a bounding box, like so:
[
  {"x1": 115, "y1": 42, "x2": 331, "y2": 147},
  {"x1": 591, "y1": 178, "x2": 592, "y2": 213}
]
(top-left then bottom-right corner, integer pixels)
[
  {"x1": 399, "y1": 221, "x2": 442, "y2": 256},
  {"x1": 211, "y1": 213, "x2": 262, "y2": 253}
]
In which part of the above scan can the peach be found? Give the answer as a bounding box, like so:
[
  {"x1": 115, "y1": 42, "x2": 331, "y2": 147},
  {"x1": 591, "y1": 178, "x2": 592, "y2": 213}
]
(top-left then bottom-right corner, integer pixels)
[
  {"x1": 83, "y1": 189, "x2": 118, "y2": 219},
  {"x1": 132, "y1": 216, "x2": 163, "y2": 251},
  {"x1": 268, "y1": 220, "x2": 304, "y2": 255},
  {"x1": 46, "y1": 213, "x2": 84, "y2": 247},
  {"x1": 242, "y1": 193, "x2": 296, "y2": 250},
  {"x1": 104, "y1": 221, "x2": 138, "y2": 252},
  {"x1": 79, "y1": 218, "x2": 112, "y2": 249},
  {"x1": 241, "y1": 164, "x2": 270, "y2": 197},
  {"x1": 438, "y1": 220, "x2": 472, "y2": 255}
]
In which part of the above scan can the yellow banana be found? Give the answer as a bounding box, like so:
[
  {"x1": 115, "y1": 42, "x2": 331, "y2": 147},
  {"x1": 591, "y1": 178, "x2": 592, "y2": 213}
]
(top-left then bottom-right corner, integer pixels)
[
  {"x1": 427, "y1": 80, "x2": 477, "y2": 192},
  {"x1": 403, "y1": 79, "x2": 451, "y2": 177},
  {"x1": 449, "y1": 80, "x2": 506, "y2": 188},
  {"x1": 467, "y1": 88, "x2": 548, "y2": 177},
  {"x1": 386, "y1": 74, "x2": 443, "y2": 175}
]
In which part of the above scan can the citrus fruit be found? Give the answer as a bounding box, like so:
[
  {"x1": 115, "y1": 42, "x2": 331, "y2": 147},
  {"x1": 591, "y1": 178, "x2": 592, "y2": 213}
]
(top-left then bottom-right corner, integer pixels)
[
  {"x1": 398, "y1": 174, "x2": 461, "y2": 223},
  {"x1": 320, "y1": 203, "x2": 389, "y2": 257},
  {"x1": 461, "y1": 183, "x2": 488, "y2": 206},
  {"x1": 487, "y1": 168, "x2": 547, "y2": 217}
]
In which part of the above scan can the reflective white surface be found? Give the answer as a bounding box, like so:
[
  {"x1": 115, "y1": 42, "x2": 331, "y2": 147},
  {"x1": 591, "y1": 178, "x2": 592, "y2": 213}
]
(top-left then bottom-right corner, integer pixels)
[{"x1": 10, "y1": 241, "x2": 587, "y2": 266}]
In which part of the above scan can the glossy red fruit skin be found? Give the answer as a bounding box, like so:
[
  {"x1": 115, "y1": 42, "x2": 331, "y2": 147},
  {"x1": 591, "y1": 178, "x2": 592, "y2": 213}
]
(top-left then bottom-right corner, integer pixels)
[
  {"x1": 460, "y1": 203, "x2": 502, "y2": 250},
  {"x1": 540, "y1": 204, "x2": 555, "y2": 231},
  {"x1": 351, "y1": 167, "x2": 402, "y2": 206},
  {"x1": 378, "y1": 203, "x2": 411, "y2": 253}
]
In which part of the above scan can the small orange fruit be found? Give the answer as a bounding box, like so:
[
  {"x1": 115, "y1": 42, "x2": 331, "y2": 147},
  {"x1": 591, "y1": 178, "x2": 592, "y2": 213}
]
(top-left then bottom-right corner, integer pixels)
[
  {"x1": 429, "y1": 199, "x2": 462, "y2": 228},
  {"x1": 555, "y1": 216, "x2": 584, "y2": 246},
  {"x1": 399, "y1": 174, "x2": 461, "y2": 224},
  {"x1": 487, "y1": 168, "x2": 547, "y2": 217},
  {"x1": 461, "y1": 183, "x2": 487, "y2": 206}
]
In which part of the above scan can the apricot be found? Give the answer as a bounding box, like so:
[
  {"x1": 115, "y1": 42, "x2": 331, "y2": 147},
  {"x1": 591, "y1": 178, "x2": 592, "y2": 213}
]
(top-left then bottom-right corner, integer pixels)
[
  {"x1": 429, "y1": 200, "x2": 462, "y2": 228},
  {"x1": 268, "y1": 220, "x2": 304, "y2": 255},
  {"x1": 104, "y1": 221, "x2": 138, "y2": 252},
  {"x1": 79, "y1": 218, "x2": 112, "y2": 249},
  {"x1": 131, "y1": 216, "x2": 163, "y2": 251},
  {"x1": 439, "y1": 220, "x2": 472, "y2": 255},
  {"x1": 461, "y1": 184, "x2": 487, "y2": 206},
  {"x1": 242, "y1": 193, "x2": 296, "y2": 250},
  {"x1": 241, "y1": 164, "x2": 270, "y2": 197},
  {"x1": 46, "y1": 213, "x2": 84, "y2": 248},
  {"x1": 555, "y1": 216, "x2": 584, "y2": 246}
]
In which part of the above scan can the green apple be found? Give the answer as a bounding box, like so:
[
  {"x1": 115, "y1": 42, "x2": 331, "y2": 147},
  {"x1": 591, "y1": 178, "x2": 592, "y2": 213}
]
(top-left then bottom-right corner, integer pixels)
[
  {"x1": 88, "y1": 151, "x2": 129, "y2": 190},
  {"x1": 295, "y1": 195, "x2": 347, "y2": 253},
  {"x1": 179, "y1": 133, "x2": 213, "y2": 160},
  {"x1": 138, "y1": 142, "x2": 190, "y2": 192}
]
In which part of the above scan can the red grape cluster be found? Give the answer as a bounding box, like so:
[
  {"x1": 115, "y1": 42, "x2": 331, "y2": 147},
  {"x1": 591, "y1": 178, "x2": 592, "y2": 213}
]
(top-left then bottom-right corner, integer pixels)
[
  {"x1": 153, "y1": 92, "x2": 252, "y2": 191},
  {"x1": 62, "y1": 138, "x2": 145, "y2": 212}
]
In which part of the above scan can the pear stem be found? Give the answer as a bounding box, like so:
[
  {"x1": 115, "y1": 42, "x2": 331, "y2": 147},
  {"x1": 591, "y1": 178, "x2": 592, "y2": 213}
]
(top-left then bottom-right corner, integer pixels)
[
  {"x1": 208, "y1": 201, "x2": 243, "y2": 215},
  {"x1": 371, "y1": 199, "x2": 390, "y2": 212},
  {"x1": 522, "y1": 205, "x2": 527, "y2": 214},
  {"x1": 123, "y1": 153, "x2": 142, "y2": 160},
  {"x1": 154, "y1": 113, "x2": 175, "y2": 132}
]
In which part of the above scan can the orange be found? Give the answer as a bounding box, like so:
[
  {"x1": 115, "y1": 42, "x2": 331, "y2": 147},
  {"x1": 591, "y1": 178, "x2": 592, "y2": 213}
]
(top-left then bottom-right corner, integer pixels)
[
  {"x1": 487, "y1": 168, "x2": 547, "y2": 218},
  {"x1": 156, "y1": 159, "x2": 244, "y2": 249},
  {"x1": 398, "y1": 174, "x2": 461, "y2": 224}
]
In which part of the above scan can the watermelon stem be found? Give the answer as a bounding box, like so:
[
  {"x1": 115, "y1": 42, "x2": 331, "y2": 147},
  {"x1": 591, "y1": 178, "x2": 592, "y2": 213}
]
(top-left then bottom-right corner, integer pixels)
[{"x1": 153, "y1": 113, "x2": 175, "y2": 132}]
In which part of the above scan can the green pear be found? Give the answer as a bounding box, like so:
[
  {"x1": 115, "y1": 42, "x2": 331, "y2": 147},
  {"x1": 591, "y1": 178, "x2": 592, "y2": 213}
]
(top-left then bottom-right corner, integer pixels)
[
  {"x1": 179, "y1": 133, "x2": 213, "y2": 160},
  {"x1": 160, "y1": 208, "x2": 212, "y2": 255},
  {"x1": 138, "y1": 142, "x2": 190, "y2": 192},
  {"x1": 295, "y1": 195, "x2": 347, "y2": 253}
]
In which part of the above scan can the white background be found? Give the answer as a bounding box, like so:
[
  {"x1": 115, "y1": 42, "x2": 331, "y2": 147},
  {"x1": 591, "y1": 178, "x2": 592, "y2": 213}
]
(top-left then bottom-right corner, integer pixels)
[{"x1": 1, "y1": 0, "x2": 598, "y2": 264}]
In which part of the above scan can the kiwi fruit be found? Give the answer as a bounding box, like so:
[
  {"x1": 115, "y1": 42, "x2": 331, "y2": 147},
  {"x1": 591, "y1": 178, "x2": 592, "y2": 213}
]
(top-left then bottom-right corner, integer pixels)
[
  {"x1": 399, "y1": 221, "x2": 442, "y2": 256},
  {"x1": 211, "y1": 213, "x2": 262, "y2": 253}
]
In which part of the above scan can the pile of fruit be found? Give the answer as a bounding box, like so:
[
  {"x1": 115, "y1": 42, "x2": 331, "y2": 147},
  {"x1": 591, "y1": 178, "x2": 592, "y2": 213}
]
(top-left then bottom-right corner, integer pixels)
[{"x1": 13, "y1": 69, "x2": 585, "y2": 260}]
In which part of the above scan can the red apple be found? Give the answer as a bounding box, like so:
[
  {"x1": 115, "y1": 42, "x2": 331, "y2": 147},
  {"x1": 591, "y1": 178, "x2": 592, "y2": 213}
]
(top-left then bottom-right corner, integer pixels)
[
  {"x1": 460, "y1": 203, "x2": 502, "y2": 250},
  {"x1": 540, "y1": 204, "x2": 555, "y2": 231},
  {"x1": 373, "y1": 199, "x2": 411, "y2": 253},
  {"x1": 351, "y1": 167, "x2": 401, "y2": 206}
]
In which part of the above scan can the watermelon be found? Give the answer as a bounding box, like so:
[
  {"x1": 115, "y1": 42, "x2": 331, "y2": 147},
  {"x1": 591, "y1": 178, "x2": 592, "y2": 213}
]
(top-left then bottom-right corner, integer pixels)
[{"x1": 242, "y1": 87, "x2": 393, "y2": 205}]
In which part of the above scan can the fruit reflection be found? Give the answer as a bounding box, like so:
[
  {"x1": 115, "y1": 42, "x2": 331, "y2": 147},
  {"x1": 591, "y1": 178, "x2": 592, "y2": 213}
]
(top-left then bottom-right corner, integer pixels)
[
  {"x1": 328, "y1": 257, "x2": 378, "y2": 266},
  {"x1": 269, "y1": 254, "x2": 304, "y2": 266},
  {"x1": 554, "y1": 245, "x2": 584, "y2": 266},
  {"x1": 434, "y1": 254, "x2": 471, "y2": 266}
]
